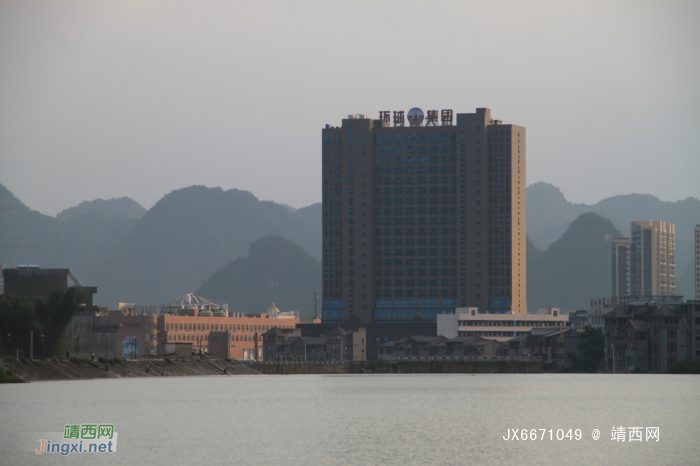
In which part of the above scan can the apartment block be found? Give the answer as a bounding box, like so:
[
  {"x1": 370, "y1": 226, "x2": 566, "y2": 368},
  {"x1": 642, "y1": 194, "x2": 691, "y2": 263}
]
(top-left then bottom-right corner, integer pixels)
[{"x1": 612, "y1": 221, "x2": 675, "y2": 297}]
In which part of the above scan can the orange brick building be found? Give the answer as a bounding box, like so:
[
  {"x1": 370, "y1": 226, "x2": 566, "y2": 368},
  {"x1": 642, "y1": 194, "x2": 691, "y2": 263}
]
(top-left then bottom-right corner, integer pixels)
[{"x1": 99, "y1": 299, "x2": 299, "y2": 360}]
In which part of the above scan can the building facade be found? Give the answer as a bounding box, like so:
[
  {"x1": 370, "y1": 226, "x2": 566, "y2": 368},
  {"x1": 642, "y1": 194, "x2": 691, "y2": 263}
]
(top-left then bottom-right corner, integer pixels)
[
  {"x1": 611, "y1": 221, "x2": 676, "y2": 298},
  {"x1": 695, "y1": 225, "x2": 699, "y2": 300},
  {"x1": 611, "y1": 238, "x2": 630, "y2": 296},
  {"x1": 321, "y1": 108, "x2": 526, "y2": 323},
  {"x1": 604, "y1": 300, "x2": 700, "y2": 372},
  {"x1": 261, "y1": 326, "x2": 366, "y2": 362},
  {"x1": 92, "y1": 311, "x2": 299, "y2": 360},
  {"x1": 437, "y1": 307, "x2": 570, "y2": 342},
  {"x1": 2, "y1": 267, "x2": 98, "y2": 306},
  {"x1": 629, "y1": 221, "x2": 675, "y2": 296}
]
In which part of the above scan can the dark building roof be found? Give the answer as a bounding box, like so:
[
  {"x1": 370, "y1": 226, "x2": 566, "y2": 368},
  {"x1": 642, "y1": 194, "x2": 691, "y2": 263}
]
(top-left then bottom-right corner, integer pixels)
[
  {"x1": 408, "y1": 336, "x2": 444, "y2": 343},
  {"x1": 326, "y1": 326, "x2": 350, "y2": 336},
  {"x1": 299, "y1": 336, "x2": 327, "y2": 346},
  {"x1": 379, "y1": 340, "x2": 402, "y2": 348},
  {"x1": 262, "y1": 327, "x2": 292, "y2": 337},
  {"x1": 445, "y1": 336, "x2": 482, "y2": 344}
]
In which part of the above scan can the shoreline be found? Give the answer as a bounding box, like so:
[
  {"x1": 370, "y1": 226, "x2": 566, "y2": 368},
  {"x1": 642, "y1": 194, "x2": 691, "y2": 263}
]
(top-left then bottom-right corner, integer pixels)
[{"x1": 1, "y1": 358, "x2": 258, "y2": 382}]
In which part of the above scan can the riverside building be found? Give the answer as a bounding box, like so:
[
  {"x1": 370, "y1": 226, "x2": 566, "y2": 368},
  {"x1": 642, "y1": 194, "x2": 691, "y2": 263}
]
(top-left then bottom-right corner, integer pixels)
[
  {"x1": 92, "y1": 295, "x2": 299, "y2": 360},
  {"x1": 321, "y1": 108, "x2": 526, "y2": 323},
  {"x1": 437, "y1": 307, "x2": 570, "y2": 342}
]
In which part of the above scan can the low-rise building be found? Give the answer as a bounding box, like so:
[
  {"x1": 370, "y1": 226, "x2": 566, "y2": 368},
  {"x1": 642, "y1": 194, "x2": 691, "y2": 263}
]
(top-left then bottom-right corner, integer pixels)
[
  {"x1": 437, "y1": 307, "x2": 571, "y2": 342},
  {"x1": 526, "y1": 328, "x2": 580, "y2": 367},
  {"x1": 66, "y1": 294, "x2": 300, "y2": 360},
  {"x1": 261, "y1": 326, "x2": 366, "y2": 362},
  {"x1": 604, "y1": 300, "x2": 700, "y2": 372}
]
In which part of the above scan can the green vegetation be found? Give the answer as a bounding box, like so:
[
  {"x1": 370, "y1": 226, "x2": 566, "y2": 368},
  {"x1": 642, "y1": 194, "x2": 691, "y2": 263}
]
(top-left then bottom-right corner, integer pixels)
[
  {"x1": 164, "y1": 357, "x2": 173, "y2": 364},
  {"x1": 666, "y1": 359, "x2": 700, "y2": 374},
  {"x1": 567, "y1": 327, "x2": 605, "y2": 373},
  {"x1": 69, "y1": 356, "x2": 99, "y2": 368},
  {"x1": 0, "y1": 287, "x2": 83, "y2": 358},
  {"x1": 0, "y1": 366, "x2": 24, "y2": 383}
]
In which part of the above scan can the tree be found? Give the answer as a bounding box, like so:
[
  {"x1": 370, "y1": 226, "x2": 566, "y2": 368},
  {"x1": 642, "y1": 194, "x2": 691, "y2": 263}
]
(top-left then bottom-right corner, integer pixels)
[
  {"x1": 666, "y1": 359, "x2": 700, "y2": 374},
  {"x1": 567, "y1": 326, "x2": 605, "y2": 372},
  {"x1": 0, "y1": 287, "x2": 83, "y2": 357}
]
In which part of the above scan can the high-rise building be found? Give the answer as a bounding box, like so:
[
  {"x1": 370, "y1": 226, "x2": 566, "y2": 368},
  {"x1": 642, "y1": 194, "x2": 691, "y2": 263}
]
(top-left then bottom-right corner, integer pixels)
[
  {"x1": 321, "y1": 108, "x2": 526, "y2": 323},
  {"x1": 629, "y1": 221, "x2": 675, "y2": 296},
  {"x1": 611, "y1": 221, "x2": 677, "y2": 298},
  {"x1": 695, "y1": 224, "x2": 700, "y2": 300},
  {"x1": 611, "y1": 238, "x2": 630, "y2": 296}
]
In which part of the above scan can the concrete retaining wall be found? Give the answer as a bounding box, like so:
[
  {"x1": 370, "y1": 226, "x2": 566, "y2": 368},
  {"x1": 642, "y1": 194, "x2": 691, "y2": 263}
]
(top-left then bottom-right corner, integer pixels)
[{"x1": 251, "y1": 357, "x2": 541, "y2": 374}]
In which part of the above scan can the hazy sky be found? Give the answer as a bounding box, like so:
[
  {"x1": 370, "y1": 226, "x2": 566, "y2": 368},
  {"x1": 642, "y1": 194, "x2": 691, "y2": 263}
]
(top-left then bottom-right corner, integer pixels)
[{"x1": 1, "y1": 1, "x2": 699, "y2": 216}]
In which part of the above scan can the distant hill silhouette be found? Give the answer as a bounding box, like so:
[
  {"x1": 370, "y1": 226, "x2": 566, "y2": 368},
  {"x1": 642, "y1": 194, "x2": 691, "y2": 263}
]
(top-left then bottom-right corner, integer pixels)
[
  {"x1": 0, "y1": 183, "x2": 137, "y2": 283},
  {"x1": 196, "y1": 236, "x2": 321, "y2": 315},
  {"x1": 527, "y1": 182, "x2": 699, "y2": 297},
  {"x1": 57, "y1": 197, "x2": 146, "y2": 221},
  {"x1": 527, "y1": 212, "x2": 623, "y2": 312},
  {"x1": 4, "y1": 179, "x2": 696, "y2": 311},
  {"x1": 90, "y1": 185, "x2": 321, "y2": 308}
]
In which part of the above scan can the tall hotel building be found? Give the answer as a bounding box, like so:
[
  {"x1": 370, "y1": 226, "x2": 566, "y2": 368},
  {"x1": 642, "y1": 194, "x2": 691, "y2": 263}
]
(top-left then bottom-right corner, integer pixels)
[{"x1": 321, "y1": 108, "x2": 526, "y2": 323}]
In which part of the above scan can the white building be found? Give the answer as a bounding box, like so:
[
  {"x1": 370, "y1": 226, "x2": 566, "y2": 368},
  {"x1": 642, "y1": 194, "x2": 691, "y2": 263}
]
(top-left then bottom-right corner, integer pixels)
[{"x1": 437, "y1": 307, "x2": 570, "y2": 342}]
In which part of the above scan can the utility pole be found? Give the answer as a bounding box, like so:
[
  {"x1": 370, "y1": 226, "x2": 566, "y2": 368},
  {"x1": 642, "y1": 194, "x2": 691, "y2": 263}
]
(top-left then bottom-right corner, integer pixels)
[
  {"x1": 30, "y1": 331, "x2": 33, "y2": 360},
  {"x1": 313, "y1": 289, "x2": 318, "y2": 318}
]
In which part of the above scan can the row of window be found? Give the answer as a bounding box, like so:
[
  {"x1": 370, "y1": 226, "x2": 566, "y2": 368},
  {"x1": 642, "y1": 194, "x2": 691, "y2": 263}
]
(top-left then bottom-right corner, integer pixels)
[
  {"x1": 374, "y1": 186, "x2": 460, "y2": 195},
  {"x1": 375, "y1": 155, "x2": 464, "y2": 164},
  {"x1": 374, "y1": 228, "x2": 468, "y2": 237},
  {"x1": 165, "y1": 322, "x2": 281, "y2": 332},
  {"x1": 375, "y1": 269, "x2": 457, "y2": 277},
  {"x1": 374, "y1": 197, "x2": 461, "y2": 205},
  {"x1": 375, "y1": 133, "x2": 456, "y2": 144},
  {"x1": 375, "y1": 166, "x2": 460, "y2": 175},
  {"x1": 374, "y1": 309, "x2": 446, "y2": 319},
  {"x1": 168, "y1": 333, "x2": 259, "y2": 342},
  {"x1": 376, "y1": 145, "x2": 457, "y2": 155},
  {"x1": 375, "y1": 290, "x2": 462, "y2": 298},
  {"x1": 488, "y1": 131, "x2": 511, "y2": 141},
  {"x1": 373, "y1": 176, "x2": 468, "y2": 185}
]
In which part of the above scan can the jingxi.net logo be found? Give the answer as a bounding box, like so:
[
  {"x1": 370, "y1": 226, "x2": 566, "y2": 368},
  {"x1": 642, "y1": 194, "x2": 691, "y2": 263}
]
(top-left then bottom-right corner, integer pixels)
[{"x1": 35, "y1": 423, "x2": 117, "y2": 456}]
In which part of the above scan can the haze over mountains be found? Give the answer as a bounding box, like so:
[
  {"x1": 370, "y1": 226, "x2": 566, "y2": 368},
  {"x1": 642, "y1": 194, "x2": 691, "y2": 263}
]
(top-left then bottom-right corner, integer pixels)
[
  {"x1": 0, "y1": 181, "x2": 697, "y2": 313},
  {"x1": 527, "y1": 182, "x2": 700, "y2": 301},
  {"x1": 56, "y1": 197, "x2": 146, "y2": 221},
  {"x1": 196, "y1": 236, "x2": 321, "y2": 315}
]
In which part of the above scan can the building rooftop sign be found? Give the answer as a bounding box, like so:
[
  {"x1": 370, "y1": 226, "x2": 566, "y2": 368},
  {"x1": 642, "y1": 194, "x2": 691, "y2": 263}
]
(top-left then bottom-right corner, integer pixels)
[{"x1": 378, "y1": 108, "x2": 452, "y2": 127}]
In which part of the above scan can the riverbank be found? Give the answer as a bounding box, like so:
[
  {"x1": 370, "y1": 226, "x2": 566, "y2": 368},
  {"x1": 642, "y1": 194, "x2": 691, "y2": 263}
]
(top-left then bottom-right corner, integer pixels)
[
  {"x1": 0, "y1": 358, "x2": 258, "y2": 382},
  {"x1": 253, "y1": 357, "x2": 542, "y2": 374}
]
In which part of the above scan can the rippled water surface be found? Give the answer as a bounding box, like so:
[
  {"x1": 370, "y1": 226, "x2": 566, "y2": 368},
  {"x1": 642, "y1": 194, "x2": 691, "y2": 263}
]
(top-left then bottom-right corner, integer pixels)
[{"x1": 2, "y1": 374, "x2": 699, "y2": 465}]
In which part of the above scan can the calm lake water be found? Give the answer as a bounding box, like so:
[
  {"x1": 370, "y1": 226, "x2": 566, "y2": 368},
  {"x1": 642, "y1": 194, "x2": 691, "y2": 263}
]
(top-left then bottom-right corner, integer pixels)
[{"x1": 1, "y1": 374, "x2": 699, "y2": 465}]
